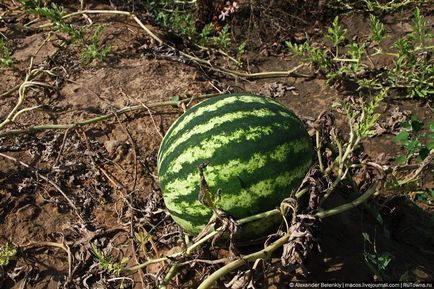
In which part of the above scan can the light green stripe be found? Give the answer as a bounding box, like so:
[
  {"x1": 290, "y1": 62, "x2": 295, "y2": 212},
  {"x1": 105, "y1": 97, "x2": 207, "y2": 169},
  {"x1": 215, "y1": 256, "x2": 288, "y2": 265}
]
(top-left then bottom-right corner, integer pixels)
[
  {"x1": 162, "y1": 138, "x2": 310, "y2": 200},
  {"x1": 222, "y1": 171, "x2": 294, "y2": 209},
  {"x1": 159, "y1": 108, "x2": 287, "y2": 168},
  {"x1": 167, "y1": 95, "x2": 272, "y2": 142},
  {"x1": 221, "y1": 158, "x2": 312, "y2": 212},
  {"x1": 157, "y1": 95, "x2": 296, "y2": 164},
  {"x1": 166, "y1": 159, "x2": 311, "y2": 232},
  {"x1": 269, "y1": 139, "x2": 310, "y2": 162},
  {"x1": 165, "y1": 123, "x2": 289, "y2": 175},
  {"x1": 158, "y1": 96, "x2": 244, "y2": 163}
]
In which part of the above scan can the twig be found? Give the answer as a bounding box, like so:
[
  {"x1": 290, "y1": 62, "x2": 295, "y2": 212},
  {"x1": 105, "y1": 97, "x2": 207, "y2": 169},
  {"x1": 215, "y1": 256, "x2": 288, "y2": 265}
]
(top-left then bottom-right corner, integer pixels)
[
  {"x1": 10, "y1": 105, "x2": 43, "y2": 122},
  {"x1": 31, "y1": 9, "x2": 313, "y2": 80},
  {"x1": 397, "y1": 149, "x2": 434, "y2": 186},
  {"x1": 22, "y1": 240, "x2": 73, "y2": 282},
  {"x1": 197, "y1": 234, "x2": 290, "y2": 289},
  {"x1": 0, "y1": 93, "x2": 221, "y2": 137},
  {"x1": 123, "y1": 229, "x2": 220, "y2": 275},
  {"x1": 36, "y1": 10, "x2": 162, "y2": 44},
  {"x1": 159, "y1": 261, "x2": 180, "y2": 289},
  {"x1": 114, "y1": 113, "x2": 138, "y2": 192},
  {"x1": 53, "y1": 127, "x2": 72, "y2": 167},
  {"x1": 0, "y1": 59, "x2": 53, "y2": 130},
  {"x1": 141, "y1": 103, "x2": 164, "y2": 139},
  {"x1": 0, "y1": 152, "x2": 85, "y2": 223},
  {"x1": 316, "y1": 130, "x2": 324, "y2": 172}
]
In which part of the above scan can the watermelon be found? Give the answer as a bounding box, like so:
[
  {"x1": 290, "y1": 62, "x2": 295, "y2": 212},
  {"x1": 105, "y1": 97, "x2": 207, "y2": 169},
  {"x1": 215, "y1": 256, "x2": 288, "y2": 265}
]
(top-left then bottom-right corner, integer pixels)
[{"x1": 157, "y1": 93, "x2": 313, "y2": 239}]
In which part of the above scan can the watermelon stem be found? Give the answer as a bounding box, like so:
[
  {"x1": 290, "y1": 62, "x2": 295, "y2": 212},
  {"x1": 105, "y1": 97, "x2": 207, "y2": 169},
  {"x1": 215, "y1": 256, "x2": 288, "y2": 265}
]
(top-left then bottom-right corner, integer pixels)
[
  {"x1": 321, "y1": 123, "x2": 362, "y2": 207},
  {"x1": 123, "y1": 182, "x2": 378, "y2": 282},
  {"x1": 197, "y1": 233, "x2": 290, "y2": 289},
  {"x1": 316, "y1": 130, "x2": 325, "y2": 172},
  {"x1": 316, "y1": 182, "x2": 378, "y2": 219},
  {"x1": 123, "y1": 229, "x2": 221, "y2": 275},
  {"x1": 196, "y1": 182, "x2": 379, "y2": 289},
  {"x1": 160, "y1": 261, "x2": 180, "y2": 289}
]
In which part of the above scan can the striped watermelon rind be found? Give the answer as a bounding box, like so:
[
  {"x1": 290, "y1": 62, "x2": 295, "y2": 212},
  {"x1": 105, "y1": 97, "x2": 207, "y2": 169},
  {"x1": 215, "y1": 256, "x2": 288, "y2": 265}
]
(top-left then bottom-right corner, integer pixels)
[{"x1": 157, "y1": 93, "x2": 313, "y2": 238}]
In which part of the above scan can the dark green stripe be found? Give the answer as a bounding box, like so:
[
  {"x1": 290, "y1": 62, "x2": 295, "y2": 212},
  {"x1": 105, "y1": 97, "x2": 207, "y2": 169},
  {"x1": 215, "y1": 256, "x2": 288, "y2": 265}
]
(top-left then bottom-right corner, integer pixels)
[
  {"x1": 217, "y1": 160, "x2": 312, "y2": 218},
  {"x1": 158, "y1": 94, "x2": 298, "y2": 166},
  {"x1": 158, "y1": 94, "x2": 244, "y2": 162},
  {"x1": 160, "y1": 115, "x2": 309, "y2": 182},
  {"x1": 164, "y1": 160, "x2": 311, "y2": 235},
  {"x1": 159, "y1": 106, "x2": 303, "y2": 175},
  {"x1": 164, "y1": 145, "x2": 311, "y2": 210}
]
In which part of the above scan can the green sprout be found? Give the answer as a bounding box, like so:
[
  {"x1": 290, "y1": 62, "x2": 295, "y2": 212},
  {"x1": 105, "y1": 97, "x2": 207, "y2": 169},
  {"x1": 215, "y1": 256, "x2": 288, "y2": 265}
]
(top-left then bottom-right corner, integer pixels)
[
  {"x1": 369, "y1": 14, "x2": 386, "y2": 46},
  {"x1": 362, "y1": 232, "x2": 393, "y2": 281},
  {"x1": 285, "y1": 8, "x2": 434, "y2": 99},
  {"x1": 0, "y1": 243, "x2": 17, "y2": 266},
  {"x1": 20, "y1": 0, "x2": 83, "y2": 43},
  {"x1": 213, "y1": 25, "x2": 231, "y2": 49},
  {"x1": 393, "y1": 116, "x2": 434, "y2": 164},
  {"x1": 0, "y1": 38, "x2": 14, "y2": 67},
  {"x1": 80, "y1": 25, "x2": 113, "y2": 65},
  {"x1": 91, "y1": 245, "x2": 129, "y2": 276},
  {"x1": 326, "y1": 16, "x2": 347, "y2": 48}
]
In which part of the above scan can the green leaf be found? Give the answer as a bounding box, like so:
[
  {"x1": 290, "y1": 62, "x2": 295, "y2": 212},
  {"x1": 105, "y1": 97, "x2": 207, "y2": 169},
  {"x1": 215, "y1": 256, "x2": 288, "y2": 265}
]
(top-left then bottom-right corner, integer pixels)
[
  {"x1": 326, "y1": 16, "x2": 347, "y2": 47},
  {"x1": 415, "y1": 191, "x2": 428, "y2": 202},
  {"x1": 406, "y1": 139, "x2": 421, "y2": 153},
  {"x1": 395, "y1": 155, "x2": 407, "y2": 164},
  {"x1": 418, "y1": 147, "x2": 430, "y2": 160},
  {"x1": 369, "y1": 14, "x2": 386, "y2": 43},
  {"x1": 377, "y1": 251, "x2": 393, "y2": 270},
  {"x1": 393, "y1": 131, "x2": 409, "y2": 144},
  {"x1": 401, "y1": 122, "x2": 412, "y2": 130},
  {"x1": 237, "y1": 41, "x2": 247, "y2": 55},
  {"x1": 0, "y1": 243, "x2": 17, "y2": 266},
  {"x1": 427, "y1": 140, "x2": 434, "y2": 151},
  {"x1": 285, "y1": 41, "x2": 304, "y2": 56},
  {"x1": 410, "y1": 116, "x2": 424, "y2": 132},
  {"x1": 429, "y1": 122, "x2": 434, "y2": 133},
  {"x1": 362, "y1": 232, "x2": 372, "y2": 243}
]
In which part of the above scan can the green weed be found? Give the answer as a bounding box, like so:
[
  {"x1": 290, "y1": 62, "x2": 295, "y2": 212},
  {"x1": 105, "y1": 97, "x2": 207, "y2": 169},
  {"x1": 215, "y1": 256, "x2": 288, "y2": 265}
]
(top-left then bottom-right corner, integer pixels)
[
  {"x1": 20, "y1": 0, "x2": 83, "y2": 43},
  {"x1": 236, "y1": 41, "x2": 247, "y2": 58},
  {"x1": 387, "y1": 8, "x2": 434, "y2": 98},
  {"x1": 327, "y1": 0, "x2": 419, "y2": 13},
  {"x1": 146, "y1": 1, "x2": 233, "y2": 50},
  {"x1": 285, "y1": 41, "x2": 330, "y2": 71},
  {"x1": 199, "y1": 23, "x2": 214, "y2": 45},
  {"x1": 393, "y1": 115, "x2": 434, "y2": 164},
  {"x1": 334, "y1": 89, "x2": 387, "y2": 138},
  {"x1": 0, "y1": 38, "x2": 14, "y2": 67},
  {"x1": 362, "y1": 232, "x2": 393, "y2": 281},
  {"x1": 326, "y1": 16, "x2": 347, "y2": 48},
  {"x1": 147, "y1": 1, "x2": 196, "y2": 39},
  {"x1": 357, "y1": 89, "x2": 387, "y2": 137},
  {"x1": 0, "y1": 243, "x2": 17, "y2": 266},
  {"x1": 80, "y1": 25, "x2": 113, "y2": 65},
  {"x1": 369, "y1": 14, "x2": 386, "y2": 45},
  {"x1": 411, "y1": 190, "x2": 434, "y2": 204},
  {"x1": 212, "y1": 25, "x2": 231, "y2": 49},
  {"x1": 286, "y1": 8, "x2": 434, "y2": 99},
  {"x1": 91, "y1": 244, "x2": 129, "y2": 276}
]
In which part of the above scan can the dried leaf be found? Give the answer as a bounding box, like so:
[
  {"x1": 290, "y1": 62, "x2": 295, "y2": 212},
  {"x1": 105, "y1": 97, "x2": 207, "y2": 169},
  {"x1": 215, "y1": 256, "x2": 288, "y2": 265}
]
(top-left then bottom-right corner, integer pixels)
[{"x1": 259, "y1": 82, "x2": 296, "y2": 98}]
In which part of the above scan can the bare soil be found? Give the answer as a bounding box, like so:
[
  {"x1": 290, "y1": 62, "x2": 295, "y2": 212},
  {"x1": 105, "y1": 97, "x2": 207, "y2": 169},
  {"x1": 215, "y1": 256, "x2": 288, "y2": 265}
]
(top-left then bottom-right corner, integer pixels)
[{"x1": 0, "y1": 1, "x2": 433, "y2": 288}]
